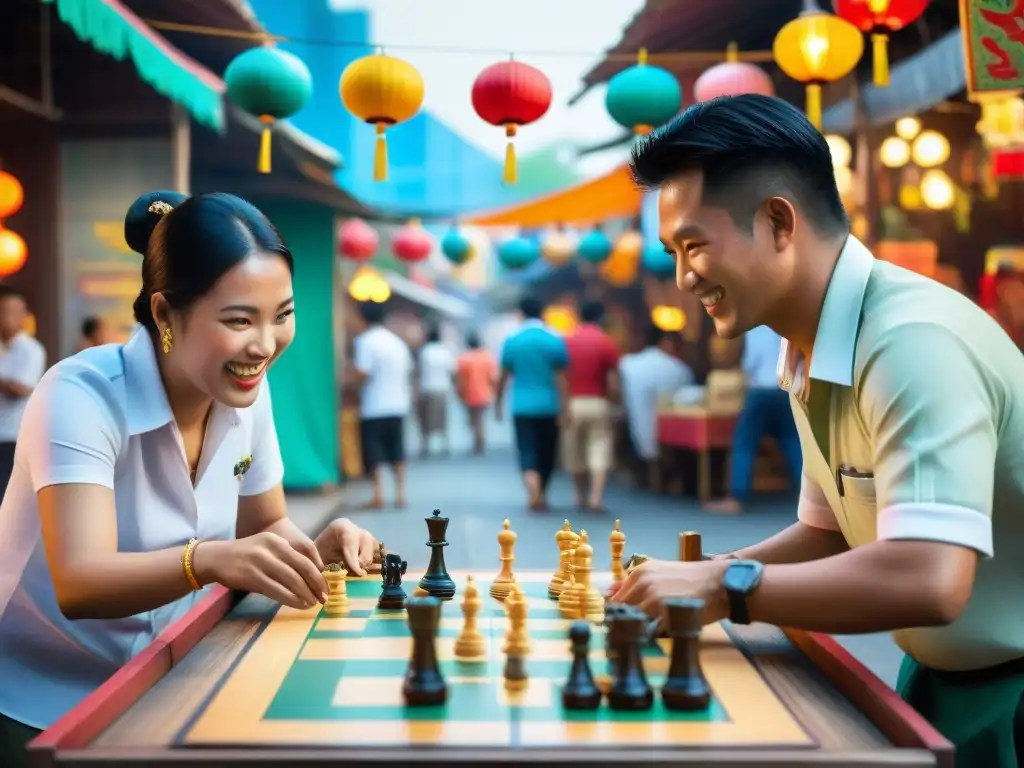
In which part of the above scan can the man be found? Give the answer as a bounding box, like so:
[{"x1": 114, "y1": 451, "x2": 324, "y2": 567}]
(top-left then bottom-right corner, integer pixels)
[
  {"x1": 562, "y1": 300, "x2": 620, "y2": 511},
  {"x1": 78, "y1": 316, "x2": 110, "y2": 351},
  {"x1": 611, "y1": 94, "x2": 1024, "y2": 765},
  {"x1": 415, "y1": 327, "x2": 455, "y2": 457},
  {"x1": 495, "y1": 297, "x2": 568, "y2": 511},
  {"x1": 706, "y1": 324, "x2": 801, "y2": 513},
  {"x1": 619, "y1": 325, "x2": 694, "y2": 489},
  {"x1": 0, "y1": 286, "x2": 46, "y2": 495},
  {"x1": 351, "y1": 301, "x2": 413, "y2": 509},
  {"x1": 456, "y1": 332, "x2": 497, "y2": 455}
]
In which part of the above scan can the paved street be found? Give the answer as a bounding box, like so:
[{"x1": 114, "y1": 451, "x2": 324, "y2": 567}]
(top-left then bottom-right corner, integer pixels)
[{"x1": 287, "y1": 404, "x2": 904, "y2": 687}]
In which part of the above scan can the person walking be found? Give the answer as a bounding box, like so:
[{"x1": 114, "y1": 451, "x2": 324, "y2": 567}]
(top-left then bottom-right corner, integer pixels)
[{"x1": 456, "y1": 332, "x2": 497, "y2": 454}]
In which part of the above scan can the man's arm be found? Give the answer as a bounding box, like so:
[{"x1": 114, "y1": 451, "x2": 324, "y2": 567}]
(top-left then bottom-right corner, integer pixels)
[
  {"x1": 745, "y1": 324, "x2": 995, "y2": 633},
  {"x1": 0, "y1": 342, "x2": 45, "y2": 398}
]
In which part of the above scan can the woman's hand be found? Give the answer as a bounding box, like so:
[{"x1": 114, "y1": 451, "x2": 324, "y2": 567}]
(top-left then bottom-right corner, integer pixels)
[
  {"x1": 193, "y1": 533, "x2": 329, "y2": 610},
  {"x1": 314, "y1": 518, "x2": 381, "y2": 576}
]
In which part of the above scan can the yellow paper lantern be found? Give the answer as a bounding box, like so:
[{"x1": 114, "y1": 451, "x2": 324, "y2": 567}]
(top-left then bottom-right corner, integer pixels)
[
  {"x1": 773, "y1": 9, "x2": 864, "y2": 130},
  {"x1": 879, "y1": 136, "x2": 911, "y2": 168},
  {"x1": 920, "y1": 169, "x2": 954, "y2": 210},
  {"x1": 895, "y1": 116, "x2": 921, "y2": 141},
  {"x1": 825, "y1": 134, "x2": 852, "y2": 167},
  {"x1": 543, "y1": 305, "x2": 577, "y2": 335},
  {"x1": 340, "y1": 53, "x2": 425, "y2": 182},
  {"x1": 651, "y1": 305, "x2": 686, "y2": 332},
  {"x1": 910, "y1": 130, "x2": 950, "y2": 168},
  {"x1": 349, "y1": 265, "x2": 391, "y2": 303}
]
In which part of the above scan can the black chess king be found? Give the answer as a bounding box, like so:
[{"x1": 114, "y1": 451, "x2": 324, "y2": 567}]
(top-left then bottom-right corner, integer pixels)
[{"x1": 418, "y1": 509, "x2": 456, "y2": 600}]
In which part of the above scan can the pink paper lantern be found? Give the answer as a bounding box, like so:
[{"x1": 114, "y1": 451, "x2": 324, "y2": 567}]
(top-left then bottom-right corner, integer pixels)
[
  {"x1": 338, "y1": 218, "x2": 379, "y2": 261},
  {"x1": 391, "y1": 219, "x2": 433, "y2": 263},
  {"x1": 693, "y1": 62, "x2": 775, "y2": 102}
]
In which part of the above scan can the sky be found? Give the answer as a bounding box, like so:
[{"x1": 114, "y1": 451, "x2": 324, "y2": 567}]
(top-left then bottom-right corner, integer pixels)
[{"x1": 326, "y1": 0, "x2": 644, "y2": 177}]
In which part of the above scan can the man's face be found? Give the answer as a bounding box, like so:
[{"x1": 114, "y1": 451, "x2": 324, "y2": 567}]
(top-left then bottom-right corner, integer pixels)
[
  {"x1": 658, "y1": 171, "x2": 790, "y2": 339},
  {"x1": 0, "y1": 295, "x2": 27, "y2": 338}
]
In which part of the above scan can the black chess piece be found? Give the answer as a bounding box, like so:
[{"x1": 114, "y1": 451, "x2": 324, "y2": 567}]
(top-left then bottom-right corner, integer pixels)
[
  {"x1": 417, "y1": 509, "x2": 456, "y2": 600},
  {"x1": 562, "y1": 620, "x2": 602, "y2": 710},
  {"x1": 606, "y1": 609, "x2": 654, "y2": 710},
  {"x1": 402, "y1": 596, "x2": 448, "y2": 706},
  {"x1": 378, "y1": 553, "x2": 408, "y2": 610},
  {"x1": 660, "y1": 597, "x2": 711, "y2": 710}
]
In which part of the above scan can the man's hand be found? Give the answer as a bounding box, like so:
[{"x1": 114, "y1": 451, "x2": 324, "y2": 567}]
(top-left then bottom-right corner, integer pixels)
[
  {"x1": 609, "y1": 558, "x2": 731, "y2": 624},
  {"x1": 313, "y1": 518, "x2": 381, "y2": 577}
]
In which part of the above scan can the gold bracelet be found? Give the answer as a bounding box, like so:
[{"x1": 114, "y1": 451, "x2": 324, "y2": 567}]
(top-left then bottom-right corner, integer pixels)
[{"x1": 182, "y1": 538, "x2": 202, "y2": 591}]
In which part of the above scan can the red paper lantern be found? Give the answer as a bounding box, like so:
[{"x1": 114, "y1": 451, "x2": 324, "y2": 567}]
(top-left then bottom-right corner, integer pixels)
[
  {"x1": 833, "y1": 0, "x2": 930, "y2": 85},
  {"x1": 338, "y1": 218, "x2": 379, "y2": 261},
  {"x1": 471, "y1": 58, "x2": 552, "y2": 184},
  {"x1": 391, "y1": 219, "x2": 433, "y2": 263}
]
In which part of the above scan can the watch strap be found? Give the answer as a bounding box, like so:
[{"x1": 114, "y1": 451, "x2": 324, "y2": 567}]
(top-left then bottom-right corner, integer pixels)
[{"x1": 728, "y1": 589, "x2": 751, "y2": 625}]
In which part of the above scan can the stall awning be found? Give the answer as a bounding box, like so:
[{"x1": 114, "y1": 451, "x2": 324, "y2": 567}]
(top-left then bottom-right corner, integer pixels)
[
  {"x1": 465, "y1": 164, "x2": 642, "y2": 228},
  {"x1": 384, "y1": 272, "x2": 473, "y2": 319},
  {"x1": 42, "y1": 0, "x2": 225, "y2": 130}
]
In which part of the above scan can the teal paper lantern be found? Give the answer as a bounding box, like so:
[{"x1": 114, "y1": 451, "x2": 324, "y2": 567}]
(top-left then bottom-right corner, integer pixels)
[
  {"x1": 642, "y1": 241, "x2": 676, "y2": 278},
  {"x1": 441, "y1": 227, "x2": 473, "y2": 265},
  {"x1": 577, "y1": 229, "x2": 613, "y2": 264},
  {"x1": 498, "y1": 237, "x2": 540, "y2": 269},
  {"x1": 225, "y1": 46, "x2": 313, "y2": 173},
  {"x1": 605, "y1": 48, "x2": 682, "y2": 134}
]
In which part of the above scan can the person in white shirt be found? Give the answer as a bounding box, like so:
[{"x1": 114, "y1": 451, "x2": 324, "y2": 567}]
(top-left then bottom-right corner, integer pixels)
[
  {"x1": 705, "y1": 324, "x2": 802, "y2": 513},
  {"x1": 0, "y1": 286, "x2": 46, "y2": 495},
  {"x1": 351, "y1": 301, "x2": 414, "y2": 509},
  {"x1": 0, "y1": 191, "x2": 381, "y2": 765},
  {"x1": 619, "y1": 325, "x2": 694, "y2": 486},
  {"x1": 416, "y1": 327, "x2": 455, "y2": 457}
]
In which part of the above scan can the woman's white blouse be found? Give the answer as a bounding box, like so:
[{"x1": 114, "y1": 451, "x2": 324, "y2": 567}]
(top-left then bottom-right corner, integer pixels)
[{"x1": 0, "y1": 327, "x2": 284, "y2": 729}]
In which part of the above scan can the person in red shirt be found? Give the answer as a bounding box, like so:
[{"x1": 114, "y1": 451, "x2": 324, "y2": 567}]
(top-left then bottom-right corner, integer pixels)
[{"x1": 563, "y1": 300, "x2": 621, "y2": 510}]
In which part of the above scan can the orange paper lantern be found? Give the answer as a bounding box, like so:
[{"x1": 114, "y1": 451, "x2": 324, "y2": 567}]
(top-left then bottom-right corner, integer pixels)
[
  {"x1": 0, "y1": 228, "x2": 27, "y2": 277},
  {"x1": 0, "y1": 171, "x2": 24, "y2": 220}
]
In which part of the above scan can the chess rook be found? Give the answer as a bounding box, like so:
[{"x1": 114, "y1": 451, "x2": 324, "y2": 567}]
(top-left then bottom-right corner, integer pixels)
[
  {"x1": 679, "y1": 531, "x2": 702, "y2": 562},
  {"x1": 322, "y1": 564, "x2": 349, "y2": 617},
  {"x1": 417, "y1": 509, "x2": 456, "y2": 600},
  {"x1": 378, "y1": 553, "x2": 408, "y2": 610},
  {"x1": 548, "y1": 520, "x2": 579, "y2": 598},
  {"x1": 609, "y1": 519, "x2": 626, "y2": 583},
  {"x1": 490, "y1": 519, "x2": 517, "y2": 601},
  {"x1": 606, "y1": 609, "x2": 654, "y2": 710},
  {"x1": 661, "y1": 597, "x2": 711, "y2": 710},
  {"x1": 402, "y1": 596, "x2": 448, "y2": 706},
  {"x1": 561, "y1": 621, "x2": 602, "y2": 710},
  {"x1": 453, "y1": 575, "x2": 486, "y2": 660}
]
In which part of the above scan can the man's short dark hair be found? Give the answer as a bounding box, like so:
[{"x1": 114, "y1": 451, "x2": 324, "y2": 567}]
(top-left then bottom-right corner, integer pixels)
[
  {"x1": 580, "y1": 300, "x2": 605, "y2": 324},
  {"x1": 465, "y1": 332, "x2": 481, "y2": 349},
  {"x1": 82, "y1": 316, "x2": 101, "y2": 338},
  {"x1": 519, "y1": 296, "x2": 543, "y2": 319},
  {"x1": 0, "y1": 285, "x2": 25, "y2": 303},
  {"x1": 629, "y1": 94, "x2": 849, "y2": 238},
  {"x1": 359, "y1": 300, "x2": 386, "y2": 325}
]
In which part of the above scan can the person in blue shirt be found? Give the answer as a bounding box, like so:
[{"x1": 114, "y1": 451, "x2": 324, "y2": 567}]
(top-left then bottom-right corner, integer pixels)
[{"x1": 495, "y1": 297, "x2": 569, "y2": 510}]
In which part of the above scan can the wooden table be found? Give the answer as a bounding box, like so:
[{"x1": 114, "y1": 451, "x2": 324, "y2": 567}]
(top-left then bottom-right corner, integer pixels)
[
  {"x1": 27, "y1": 570, "x2": 952, "y2": 767},
  {"x1": 658, "y1": 409, "x2": 738, "y2": 501}
]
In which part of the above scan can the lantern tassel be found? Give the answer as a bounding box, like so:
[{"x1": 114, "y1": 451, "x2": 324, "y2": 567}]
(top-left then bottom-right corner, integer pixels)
[
  {"x1": 374, "y1": 123, "x2": 388, "y2": 182},
  {"x1": 805, "y1": 83, "x2": 822, "y2": 131},
  {"x1": 258, "y1": 116, "x2": 274, "y2": 174},
  {"x1": 871, "y1": 33, "x2": 890, "y2": 87},
  {"x1": 504, "y1": 124, "x2": 518, "y2": 184}
]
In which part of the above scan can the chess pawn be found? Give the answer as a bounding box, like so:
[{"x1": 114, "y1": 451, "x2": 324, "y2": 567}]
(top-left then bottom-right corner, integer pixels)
[
  {"x1": 610, "y1": 519, "x2": 626, "y2": 583},
  {"x1": 557, "y1": 571, "x2": 579, "y2": 619},
  {"x1": 489, "y1": 519, "x2": 517, "y2": 602},
  {"x1": 561, "y1": 620, "x2": 602, "y2": 709},
  {"x1": 403, "y1": 596, "x2": 448, "y2": 706},
  {"x1": 548, "y1": 520, "x2": 580, "y2": 599},
  {"x1": 323, "y1": 564, "x2": 349, "y2": 616},
  {"x1": 661, "y1": 597, "x2": 711, "y2": 710},
  {"x1": 502, "y1": 585, "x2": 530, "y2": 692},
  {"x1": 453, "y1": 575, "x2": 487, "y2": 660},
  {"x1": 572, "y1": 530, "x2": 605, "y2": 622},
  {"x1": 607, "y1": 611, "x2": 654, "y2": 710}
]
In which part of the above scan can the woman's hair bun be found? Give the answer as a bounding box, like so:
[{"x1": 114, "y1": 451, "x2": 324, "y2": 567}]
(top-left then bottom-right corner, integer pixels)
[{"x1": 124, "y1": 190, "x2": 190, "y2": 256}]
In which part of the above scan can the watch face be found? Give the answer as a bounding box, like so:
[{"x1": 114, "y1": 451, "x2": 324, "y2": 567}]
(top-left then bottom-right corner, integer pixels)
[{"x1": 724, "y1": 561, "x2": 760, "y2": 593}]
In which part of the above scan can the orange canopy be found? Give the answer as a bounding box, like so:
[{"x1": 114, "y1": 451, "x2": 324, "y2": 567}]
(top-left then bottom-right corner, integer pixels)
[{"x1": 466, "y1": 164, "x2": 642, "y2": 228}]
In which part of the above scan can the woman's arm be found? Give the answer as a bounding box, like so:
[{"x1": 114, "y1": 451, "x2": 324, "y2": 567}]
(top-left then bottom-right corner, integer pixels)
[{"x1": 236, "y1": 482, "x2": 323, "y2": 568}]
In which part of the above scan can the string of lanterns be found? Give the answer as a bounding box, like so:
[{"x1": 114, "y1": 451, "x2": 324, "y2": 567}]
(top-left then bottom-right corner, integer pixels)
[
  {"x1": 210, "y1": 0, "x2": 927, "y2": 175},
  {"x1": 0, "y1": 170, "x2": 26, "y2": 279}
]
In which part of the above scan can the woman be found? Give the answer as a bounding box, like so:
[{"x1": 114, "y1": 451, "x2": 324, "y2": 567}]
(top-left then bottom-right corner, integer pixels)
[{"x1": 0, "y1": 191, "x2": 381, "y2": 764}]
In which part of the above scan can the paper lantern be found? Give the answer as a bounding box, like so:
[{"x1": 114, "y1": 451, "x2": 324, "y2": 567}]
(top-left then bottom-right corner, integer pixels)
[
  {"x1": 391, "y1": 219, "x2": 433, "y2": 263},
  {"x1": 471, "y1": 59, "x2": 553, "y2": 183},
  {"x1": 642, "y1": 241, "x2": 676, "y2": 278},
  {"x1": 600, "y1": 230, "x2": 643, "y2": 286},
  {"x1": 541, "y1": 228, "x2": 577, "y2": 267},
  {"x1": 833, "y1": 0, "x2": 930, "y2": 86},
  {"x1": 225, "y1": 46, "x2": 313, "y2": 174},
  {"x1": 349, "y1": 265, "x2": 391, "y2": 303},
  {"x1": 879, "y1": 136, "x2": 911, "y2": 167},
  {"x1": 497, "y1": 236, "x2": 540, "y2": 269},
  {"x1": 693, "y1": 44, "x2": 775, "y2": 101},
  {"x1": 920, "y1": 169, "x2": 954, "y2": 210},
  {"x1": 605, "y1": 48, "x2": 682, "y2": 133},
  {"x1": 577, "y1": 229, "x2": 613, "y2": 264},
  {"x1": 341, "y1": 53, "x2": 425, "y2": 181},
  {"x1": 543, "y1": 305, "x2": 577, "y2": 334},
  {"x1": 0, "y1": 171, "x2": 24, "y2": 220},
  {"x1": 651, "y1": 305, "x2": 686, "y2": 332},
  {"x1": 825, "y1": 134, "x2": 852, "y2": 166},
  {"x1": 441, "y1": 226, "x2": 473, "y2": 265},
  {"x1": 338, "y1": 218, "x2": 378, "y2": 261},
  {"x1": 910, "y1": 130, "x2": 950, "y2": 168},
  {"x1": 773, "y1": 7, "x2": 864, "y2": 129},
  {"x1": 0, "y1": 228, "x2": 27, "y2": 277}
]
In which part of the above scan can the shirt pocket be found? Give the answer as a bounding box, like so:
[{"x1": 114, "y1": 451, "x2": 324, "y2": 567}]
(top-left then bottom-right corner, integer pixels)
[{"x1": 836, "y1": 464, "x2": 878, "y2": 544}]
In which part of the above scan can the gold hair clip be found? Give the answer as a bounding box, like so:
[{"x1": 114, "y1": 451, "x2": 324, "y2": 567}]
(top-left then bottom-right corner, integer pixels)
[{"x1": 148, "y1": 200, "x2": 174, "y2": 215}]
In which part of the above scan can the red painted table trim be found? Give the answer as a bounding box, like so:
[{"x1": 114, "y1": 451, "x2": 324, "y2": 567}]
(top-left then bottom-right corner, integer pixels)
[
  {"x1": 27, "y1": 586, "x2": 235, "y2": 768},
  {"x1": 657, "y1": 412, "x2": 737, "y2": 451}
]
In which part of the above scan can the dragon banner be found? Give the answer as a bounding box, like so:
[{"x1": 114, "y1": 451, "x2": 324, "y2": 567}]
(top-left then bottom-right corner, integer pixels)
[{"x1": 960, "y1": 0, "x2": 1024, "y2": 96}]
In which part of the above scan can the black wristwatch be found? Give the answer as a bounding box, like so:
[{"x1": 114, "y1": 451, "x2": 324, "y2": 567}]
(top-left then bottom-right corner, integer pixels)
[{"x1": 722, "y1": 559, "x2": 764, "y2": 625}]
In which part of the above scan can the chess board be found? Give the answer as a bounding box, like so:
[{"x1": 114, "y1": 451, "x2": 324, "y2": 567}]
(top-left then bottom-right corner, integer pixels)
[{"x1": 181, "y1": 570, "x2": 814, "y2": 750}]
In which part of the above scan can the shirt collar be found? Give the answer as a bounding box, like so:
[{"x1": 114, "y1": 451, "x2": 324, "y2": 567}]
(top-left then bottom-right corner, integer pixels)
[
  {"x1": 777, "y1": 235, "x2": 875, "y2": 398},
  {"x1": 122, "y1": 326, "x2": 241, "y2": 436}
]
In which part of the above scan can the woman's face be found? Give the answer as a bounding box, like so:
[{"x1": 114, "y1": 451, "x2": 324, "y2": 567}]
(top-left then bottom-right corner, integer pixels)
[{"x1": 169, "y1": 253, "x2": 295, "y2": 409}]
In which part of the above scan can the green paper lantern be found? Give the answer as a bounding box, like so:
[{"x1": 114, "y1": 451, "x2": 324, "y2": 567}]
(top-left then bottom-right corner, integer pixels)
[
  {"x1": 225, "y1": 45, "x2": 313, "y2": 173},
  {"x1": 605, "y1": 48, "x2": 682, "y2": 134},
  {"x1": 498, "y1": 237, "x2": 540, "y2": 270}
]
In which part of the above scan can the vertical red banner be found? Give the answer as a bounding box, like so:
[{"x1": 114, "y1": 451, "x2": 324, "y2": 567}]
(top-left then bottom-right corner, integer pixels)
[{"x1": 960, "y1": 0, "x2": 1024, "y2": 96}]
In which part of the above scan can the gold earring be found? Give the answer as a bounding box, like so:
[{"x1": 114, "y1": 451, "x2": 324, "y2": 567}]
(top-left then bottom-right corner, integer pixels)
[{"x1": 161, "y1": 327, "x2": 173, "y2": 354}]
